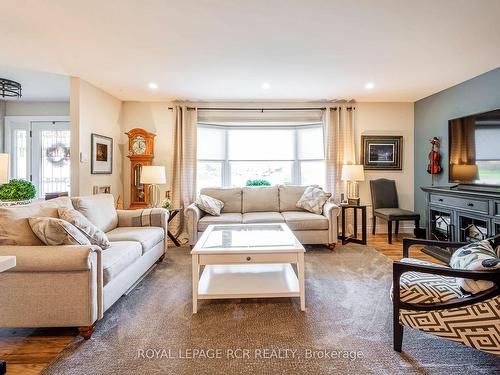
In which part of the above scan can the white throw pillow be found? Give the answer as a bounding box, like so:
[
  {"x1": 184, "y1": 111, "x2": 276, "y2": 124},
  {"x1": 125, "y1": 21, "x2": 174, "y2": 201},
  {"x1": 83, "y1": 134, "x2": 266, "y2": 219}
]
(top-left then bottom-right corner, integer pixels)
[
  {"x1": 58, "y1": 207, "x2": 111, "y2": 249},
  {"x1": 195, "y1": 195, "x2": 224, "y2": 216},
  {"x1": 449, "y1": 239, "x2": 500, "y2": 294},
  {"x1": 28, "y1": 217, "x2": 91, "y2": 246},
  {"x1": 296, "y1": 186, "x2": 331, "y2": 214}
]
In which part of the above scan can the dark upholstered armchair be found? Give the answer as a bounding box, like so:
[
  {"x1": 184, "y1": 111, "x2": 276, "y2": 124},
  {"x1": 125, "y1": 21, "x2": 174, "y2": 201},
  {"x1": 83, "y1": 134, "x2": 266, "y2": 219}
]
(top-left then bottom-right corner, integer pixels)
[
  {"x1": 392, "y1": 237, "x2": 500, "y2": 355},
  {"x1": 370, "y1": 179, "x2": 420, "y2": 243}
]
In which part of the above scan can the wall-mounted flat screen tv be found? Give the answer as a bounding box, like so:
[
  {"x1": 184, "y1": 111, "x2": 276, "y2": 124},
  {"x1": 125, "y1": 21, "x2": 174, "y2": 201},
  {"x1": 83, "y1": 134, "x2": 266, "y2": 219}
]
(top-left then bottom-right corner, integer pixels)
[{"x1": 449, "y1": 108, "x2": 500, "y2": 185}]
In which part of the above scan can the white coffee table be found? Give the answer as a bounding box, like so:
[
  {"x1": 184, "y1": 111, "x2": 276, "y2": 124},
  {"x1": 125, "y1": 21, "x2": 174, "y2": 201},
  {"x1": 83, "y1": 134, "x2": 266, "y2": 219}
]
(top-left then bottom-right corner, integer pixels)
[{"x1": 191, "y1": 223, "x2": 305, "y2": 313}]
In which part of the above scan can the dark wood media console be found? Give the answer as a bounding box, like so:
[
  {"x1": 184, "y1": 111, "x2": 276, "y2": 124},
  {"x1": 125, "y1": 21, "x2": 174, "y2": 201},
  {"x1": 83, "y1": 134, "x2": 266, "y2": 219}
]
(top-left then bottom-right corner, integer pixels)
[{"x1": 421, "y1": 185, "x2": 500, "y2": 262}]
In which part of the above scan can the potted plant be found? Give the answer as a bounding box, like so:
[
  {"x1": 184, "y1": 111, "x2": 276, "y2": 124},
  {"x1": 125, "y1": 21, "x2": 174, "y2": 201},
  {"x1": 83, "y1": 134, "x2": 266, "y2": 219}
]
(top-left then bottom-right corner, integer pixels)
[
  {"x1": 0, "y1": 179, "x2": 37, "y2": 206},
  {"x1": 246, "y1": 179, "x2": 271, "y2": 186}
]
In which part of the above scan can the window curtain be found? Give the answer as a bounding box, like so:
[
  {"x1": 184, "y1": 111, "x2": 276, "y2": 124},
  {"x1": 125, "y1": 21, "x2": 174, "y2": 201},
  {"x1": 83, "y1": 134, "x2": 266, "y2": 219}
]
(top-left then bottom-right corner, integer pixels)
[
  {"x1": 325, "y1": 106, "x2": 356, "y2": 200},
  {"x1": 171, "y1": 104, "x2": 197, "y2": 239}
]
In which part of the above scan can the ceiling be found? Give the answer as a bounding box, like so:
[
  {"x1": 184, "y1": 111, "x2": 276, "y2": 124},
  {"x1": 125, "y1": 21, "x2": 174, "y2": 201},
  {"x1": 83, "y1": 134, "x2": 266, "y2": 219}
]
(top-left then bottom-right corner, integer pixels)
[
  {"x1": 1, "y1": 0, "x2": 499, "y2": 102},
  {"x1": 0, "y1": 65, "x2": 69, "y2": 101}
]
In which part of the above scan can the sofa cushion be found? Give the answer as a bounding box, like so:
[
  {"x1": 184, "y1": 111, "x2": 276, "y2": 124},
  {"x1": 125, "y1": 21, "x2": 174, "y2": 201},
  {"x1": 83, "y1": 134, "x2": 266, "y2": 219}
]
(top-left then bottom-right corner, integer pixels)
[
  {"x1": 195, "y1": 194, "x2": 224, "y2": 216},
  {"x1": 242, "y1": 212, "x2": 285, "y2": 224},
  {"x1": 296, "y1": 186, "x2": 331, "y2": 214},
  {"x1": 71, "y1": 194, "x2": 118, "y2": 233},
  {"x1": 198, "y1": 213, "x2": 243, "y2": 231},
  {"x1": 28, "y1": 217, "x2": 91, "y2": 246},
  {"x1": 58, "y1": 207, "x2": 111, "y2": 249},
  {"x1": 281, "y1": 211, "x2": 329, "y2": 231},
  {"x1": 102, "y1": 241, "x2": 142, "y2": 285},
  {"x1": 0, "y1": 197, "x2": 73, "y2": 246},
  {"x1": 106, "y1": 227, "x2": 164, "y2": 254},
  {"x1": 278, "y1": 185, "x2": 313, "y2": 212},
  {"x1": 449, "y1": 240, "x2": 500, "y2": 294},
  {"x1": 200, "y1": 188, "x2": 242, "y2": 213},
  {"x1": 242, "y1": 186, "x2": 279, "y2": 213}
]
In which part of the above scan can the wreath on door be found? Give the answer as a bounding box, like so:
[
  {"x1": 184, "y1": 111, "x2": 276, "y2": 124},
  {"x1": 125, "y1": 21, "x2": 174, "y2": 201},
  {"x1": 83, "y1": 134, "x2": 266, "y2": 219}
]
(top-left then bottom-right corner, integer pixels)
[{"x1": 46, "y1": 143, "x2": 70, "y2": 167}]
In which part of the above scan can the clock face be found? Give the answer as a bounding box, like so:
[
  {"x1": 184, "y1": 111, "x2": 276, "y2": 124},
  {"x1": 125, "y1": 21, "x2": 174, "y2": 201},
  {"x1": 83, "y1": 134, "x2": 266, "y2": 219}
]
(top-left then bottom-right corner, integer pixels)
[{"x1": 132, "y1": 136, "x2": 147, "y2": 154}]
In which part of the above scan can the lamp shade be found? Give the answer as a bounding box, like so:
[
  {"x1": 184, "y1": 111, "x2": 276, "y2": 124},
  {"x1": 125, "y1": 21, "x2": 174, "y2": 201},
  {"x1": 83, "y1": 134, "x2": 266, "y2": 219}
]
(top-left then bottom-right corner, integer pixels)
[
  {"x1": 451, "y1": 164, "x2": 479, "y2": 182},
  {"x1": 140, "y1": 166, "x2": 166, "y2": 184},
  {"x1": 341, "y1": 164, "x2": 365, "y2": 181},
  {"x1": 0, "y1": 154, "x2": 9, "y2": 184}
]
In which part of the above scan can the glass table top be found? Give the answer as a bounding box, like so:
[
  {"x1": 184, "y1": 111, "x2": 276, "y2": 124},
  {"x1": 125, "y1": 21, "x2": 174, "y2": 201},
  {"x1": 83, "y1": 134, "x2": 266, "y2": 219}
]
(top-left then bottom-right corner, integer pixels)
[{"x1": 201, "y1": 224, "x2": 296, "y2": 249}]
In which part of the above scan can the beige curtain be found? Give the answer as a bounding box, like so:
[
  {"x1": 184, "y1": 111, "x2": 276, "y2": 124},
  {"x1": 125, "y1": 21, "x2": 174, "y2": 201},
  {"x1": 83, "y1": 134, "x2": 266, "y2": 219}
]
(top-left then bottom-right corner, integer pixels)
[
  {"x1": 325, "y1": 106, "x2": 356, "y2": 200},
  {"x1": 449, "y1": 116, "x2": 476, "y2": 165},
  {"x1": 171, "y1": 104, "x2": 197, "y2": 239}
]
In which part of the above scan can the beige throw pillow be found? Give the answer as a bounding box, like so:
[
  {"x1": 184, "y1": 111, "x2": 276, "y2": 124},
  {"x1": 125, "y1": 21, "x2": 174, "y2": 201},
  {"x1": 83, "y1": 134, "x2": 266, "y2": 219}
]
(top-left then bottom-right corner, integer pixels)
[
  {"x1": 296, "y1": 186, "x2": 331, "y2": 214},
  {"x1": 28, "y1": 217, "x2": 91, "y2": 246},
  {"x1": 58, "y1": 207, "x2": 111, "y2": 249},
  {"x1": 195, "y1": 195, "x2": 224, "y2": 216}
]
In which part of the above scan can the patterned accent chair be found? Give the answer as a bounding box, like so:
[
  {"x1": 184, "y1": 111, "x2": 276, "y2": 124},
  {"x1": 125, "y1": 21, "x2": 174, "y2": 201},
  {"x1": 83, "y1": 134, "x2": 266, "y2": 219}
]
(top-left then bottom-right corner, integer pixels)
[{"x1": 392, "y1": 237, "x2": 500, "y2": 355}]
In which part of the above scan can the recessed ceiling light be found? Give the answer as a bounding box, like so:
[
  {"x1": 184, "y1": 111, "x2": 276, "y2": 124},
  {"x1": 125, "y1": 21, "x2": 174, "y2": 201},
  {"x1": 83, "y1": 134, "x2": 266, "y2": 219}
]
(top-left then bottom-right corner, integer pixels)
[
  {"x1": 261, "y1": 82, "x2": 271, "y2": 90},
  {"x1": 148, "y1": 82, "x2": 158, "y2": 90},
  {"x1": 365, "y1": 82, "x2": 375, "y2": 90}
]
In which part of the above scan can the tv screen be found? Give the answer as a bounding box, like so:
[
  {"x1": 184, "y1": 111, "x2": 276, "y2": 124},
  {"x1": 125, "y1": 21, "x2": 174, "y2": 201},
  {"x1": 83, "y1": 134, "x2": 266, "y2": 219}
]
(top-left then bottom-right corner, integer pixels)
[{"x1": 449, "y1": 108, "x2": 500, "y2": 185}]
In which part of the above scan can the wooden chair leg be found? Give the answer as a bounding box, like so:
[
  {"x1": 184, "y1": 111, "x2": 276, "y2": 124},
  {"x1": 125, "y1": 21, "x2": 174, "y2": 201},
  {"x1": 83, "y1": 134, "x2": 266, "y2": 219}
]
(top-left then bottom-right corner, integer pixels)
[
  {"x1": 78, "y1": 324, "x2": 96, "y2": 340},
  {"x1": 393, "y1": 320, "x2": 404, "y2": 352},
  {"x1": 388, "y1": 220, "x2": 393, "y2": 244},
  {"x1": 372, "y1": 216, "x2": 376, "y2": 235},
  {"x1": 395, "y1": 221, "x2": 399, "y2": 235}
]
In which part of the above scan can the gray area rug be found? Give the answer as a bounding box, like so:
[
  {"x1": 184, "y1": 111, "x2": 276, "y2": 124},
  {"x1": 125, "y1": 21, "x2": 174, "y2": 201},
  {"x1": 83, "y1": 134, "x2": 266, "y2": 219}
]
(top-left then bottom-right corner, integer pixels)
[{"x1": 42, "y1": 245, "x2": 499, "y2": 374}]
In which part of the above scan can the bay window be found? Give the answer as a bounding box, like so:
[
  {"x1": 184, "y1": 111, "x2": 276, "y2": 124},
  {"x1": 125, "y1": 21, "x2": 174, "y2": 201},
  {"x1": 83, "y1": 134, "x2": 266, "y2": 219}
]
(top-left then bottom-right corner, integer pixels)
[{"x1": 197, "y1": 123, "x2": 325, "y2": 189}]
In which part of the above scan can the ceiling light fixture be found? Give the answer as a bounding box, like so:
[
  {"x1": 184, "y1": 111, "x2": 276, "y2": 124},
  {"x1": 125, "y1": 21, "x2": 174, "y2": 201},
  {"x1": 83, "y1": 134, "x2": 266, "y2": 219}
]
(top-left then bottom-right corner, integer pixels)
[
  {"x1": 148, "y1": 82, "x2": 158, "y2": 90},
  {"x1": 0, "y1": 78, "x2": 22, "y2": 99},
  {"x1": 261, "y1": 82, "x2": 271, "y2": 90},
  {"x1": 364, "y1": 82, "x2": 375, "y2": 90}
]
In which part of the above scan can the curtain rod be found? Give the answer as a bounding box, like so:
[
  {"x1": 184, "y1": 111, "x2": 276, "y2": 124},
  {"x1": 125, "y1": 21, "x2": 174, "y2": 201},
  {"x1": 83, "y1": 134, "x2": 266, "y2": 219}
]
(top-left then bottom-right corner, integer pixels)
[{"x1": 166, "y1": 106, "x2": 354, "y2": 111}]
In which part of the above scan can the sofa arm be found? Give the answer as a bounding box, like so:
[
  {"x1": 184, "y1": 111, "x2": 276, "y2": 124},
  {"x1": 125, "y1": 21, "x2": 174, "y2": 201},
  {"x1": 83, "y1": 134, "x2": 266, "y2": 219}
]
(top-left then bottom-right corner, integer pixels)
[
  {"x1": 323, "y1": 201, "x2": 340, "y2": 244},
  {"x1": 185, "y1": 203, "x2": 205, "y2": 246},
  {"x1": 0, "y1": 245, "x2": 101, "y2": 272}
]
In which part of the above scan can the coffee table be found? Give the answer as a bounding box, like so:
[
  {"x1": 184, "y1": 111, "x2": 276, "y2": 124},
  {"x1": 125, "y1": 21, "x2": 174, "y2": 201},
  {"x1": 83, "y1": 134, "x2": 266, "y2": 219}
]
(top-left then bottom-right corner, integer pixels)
[{"x1": 191, "y1": 223, "x2": 305, "y2": 313}]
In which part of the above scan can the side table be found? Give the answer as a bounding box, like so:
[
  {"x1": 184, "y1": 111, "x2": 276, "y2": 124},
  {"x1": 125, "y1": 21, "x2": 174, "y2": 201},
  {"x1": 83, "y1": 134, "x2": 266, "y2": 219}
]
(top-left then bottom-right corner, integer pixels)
[
  {"x1": 339, "y1": 205, "x2": 367, "y2": 245},
  {"x1": 167, "y1": 208, "x2": 182, "y2": 247},
  {"x1": 0, "y1": 256, "x2": 16, "y2": 375}
]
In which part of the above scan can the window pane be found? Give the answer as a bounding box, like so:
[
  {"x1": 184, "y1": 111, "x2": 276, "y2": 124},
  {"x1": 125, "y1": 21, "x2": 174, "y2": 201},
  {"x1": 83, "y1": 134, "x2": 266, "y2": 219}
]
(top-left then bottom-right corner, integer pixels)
[
  {"x1": 300, "y1": 160, "x2": 325, "y2": 188},
  {"x1": 228, "y1": 129, "x2": 294, "y2": 160},
  {"x1": 197, "y1": 127, "x2": 225, "y2": 160},
  {"x1": 230, "y1": 161, "x2": 293, "y2": 187},
  {"x1": 13, "y1": 129, "x2": 27, "y2": 179},
  {"x1": 298, "y1": 126, "x2": 324, "y2": 159},
  {"x1": 197, "y1": 161, "x2": 222, "y2": 189},
  {"x1": 40, "y1": 130, "x2": 71, "y2": 197}
]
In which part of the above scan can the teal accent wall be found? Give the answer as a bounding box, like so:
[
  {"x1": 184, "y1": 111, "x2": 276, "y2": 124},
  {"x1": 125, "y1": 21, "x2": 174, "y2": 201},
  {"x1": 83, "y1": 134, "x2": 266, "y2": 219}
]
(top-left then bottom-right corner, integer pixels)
[{"x1": 414, "y1": 67, "x2": 500, "y2": 224}]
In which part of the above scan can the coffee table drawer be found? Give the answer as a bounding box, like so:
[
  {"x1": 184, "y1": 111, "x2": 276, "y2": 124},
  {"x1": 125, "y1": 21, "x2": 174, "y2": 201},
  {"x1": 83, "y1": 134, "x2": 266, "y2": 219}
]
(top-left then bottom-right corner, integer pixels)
[{"x1": 198, "y1": 253, "x2": 298, "y2": 265}]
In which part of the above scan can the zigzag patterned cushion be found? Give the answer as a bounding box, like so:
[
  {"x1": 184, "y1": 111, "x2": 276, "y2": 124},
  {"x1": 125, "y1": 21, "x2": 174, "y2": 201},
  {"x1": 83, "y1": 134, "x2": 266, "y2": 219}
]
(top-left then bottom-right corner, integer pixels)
[{"x1": 396, "y1": 258, "x2": 465, "y2": 304}]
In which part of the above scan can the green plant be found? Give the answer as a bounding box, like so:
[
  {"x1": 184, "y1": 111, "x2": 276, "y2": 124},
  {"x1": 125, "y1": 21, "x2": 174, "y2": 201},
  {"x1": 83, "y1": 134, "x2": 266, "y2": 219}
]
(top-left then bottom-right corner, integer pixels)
[
  {"x1": 0, "y1": 179, "x2": 36, "y2": 201},
  {"x1": 246, "y1": 179, "x2": 271, "y2": 186}
]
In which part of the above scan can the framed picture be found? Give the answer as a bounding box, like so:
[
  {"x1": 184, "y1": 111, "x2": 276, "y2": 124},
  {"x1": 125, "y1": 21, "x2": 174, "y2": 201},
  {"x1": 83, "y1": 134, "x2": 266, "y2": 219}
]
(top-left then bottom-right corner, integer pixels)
[
  {"x1": 361, "y1": 135, "x2": 403, "y2": 170},
  {"x1": 91, "y1": 133, "x2": 113, "y2": 174}
]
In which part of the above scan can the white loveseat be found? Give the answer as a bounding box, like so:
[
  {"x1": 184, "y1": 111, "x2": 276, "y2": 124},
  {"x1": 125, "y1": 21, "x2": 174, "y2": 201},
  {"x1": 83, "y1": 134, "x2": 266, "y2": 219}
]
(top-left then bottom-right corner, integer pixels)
[
  {"x1": 0, "y1": 194, "x2": 168, "y2": 339},
  {"x1": 186, "y1": 185, "x2": 339, "y2": 247}
]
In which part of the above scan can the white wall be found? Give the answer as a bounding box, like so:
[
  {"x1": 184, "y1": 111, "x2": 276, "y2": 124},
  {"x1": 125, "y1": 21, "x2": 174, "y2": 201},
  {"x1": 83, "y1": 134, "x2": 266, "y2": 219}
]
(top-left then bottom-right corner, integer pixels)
[
  {"x1": 355, "y1": 102, "x2": 414, "y2": 232},
  {"x1": 5, "y1": 101, "x2": 69, "y2": 116},
  {"x1": 120, "y1": 102, "x2": 174, "y2": 208},
  {"x1": 70, "y1": 78, "x2": 124, "y2": 199}
]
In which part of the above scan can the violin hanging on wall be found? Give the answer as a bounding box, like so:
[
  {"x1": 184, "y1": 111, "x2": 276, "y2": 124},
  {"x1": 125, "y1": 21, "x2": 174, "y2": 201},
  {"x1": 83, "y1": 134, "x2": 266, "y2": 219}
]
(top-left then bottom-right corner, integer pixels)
[{"x1": 427, "y1": 137, "x2": 442, "y2": 176}]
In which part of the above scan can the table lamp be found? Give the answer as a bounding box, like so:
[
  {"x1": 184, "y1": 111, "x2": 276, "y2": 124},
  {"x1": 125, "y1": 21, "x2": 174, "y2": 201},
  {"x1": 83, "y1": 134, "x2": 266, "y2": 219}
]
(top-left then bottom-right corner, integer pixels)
[
  {"x1": 0, "y1": 154, "x2": 9, "y2": 184},
  {"x1": 451, "y1": 164, "x2": 479, "y2": 182},
  {"x1": 341, "y1": 164, "x2": 365, "y2": 205},
  {"x1": 140, "y1": 166, "x2": 166, "y2": 208}
]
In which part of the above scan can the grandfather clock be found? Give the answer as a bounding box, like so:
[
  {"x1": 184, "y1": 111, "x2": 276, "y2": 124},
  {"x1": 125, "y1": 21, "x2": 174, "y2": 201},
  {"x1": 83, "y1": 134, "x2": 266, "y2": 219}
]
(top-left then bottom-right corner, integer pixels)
[{"x1": 126, "y1": 128, "x2": 156, "y2": 209}]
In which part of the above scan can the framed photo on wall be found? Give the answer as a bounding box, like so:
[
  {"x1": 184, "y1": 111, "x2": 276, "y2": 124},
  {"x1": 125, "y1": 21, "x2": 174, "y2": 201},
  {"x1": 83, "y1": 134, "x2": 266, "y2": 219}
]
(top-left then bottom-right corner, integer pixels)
[
  {"x1": 91, "y1": 133, "x2": 113, "y2": 174},
  {"x1": 361, "y1": 135, "x2": 403, "y2": 170}
]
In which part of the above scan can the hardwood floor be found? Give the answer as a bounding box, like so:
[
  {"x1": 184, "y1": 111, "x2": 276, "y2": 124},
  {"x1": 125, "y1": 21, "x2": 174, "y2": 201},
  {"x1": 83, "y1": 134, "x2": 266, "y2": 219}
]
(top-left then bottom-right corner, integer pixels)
[{"x1": 0, "y1": 234, "x2": 440, "y2": 374}]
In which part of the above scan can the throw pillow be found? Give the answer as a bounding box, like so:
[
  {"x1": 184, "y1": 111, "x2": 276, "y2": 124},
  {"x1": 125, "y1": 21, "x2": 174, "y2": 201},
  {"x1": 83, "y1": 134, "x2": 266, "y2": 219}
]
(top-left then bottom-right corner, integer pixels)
[
  {"x1": 449, "y1": 239, "x2": 500, "y2": 294},
  {"x1": 195, "y1": 195, "x2": 224, "y2": 216},
  {"x1": 296, "y1": 186, "x2": 331, "y2": 214},
  {"x1": 58, "y1": 207, "x2": 111, "y2": 249},
  {"x1": 28, "y1": 217, "x2": 91, "y2": 246}
]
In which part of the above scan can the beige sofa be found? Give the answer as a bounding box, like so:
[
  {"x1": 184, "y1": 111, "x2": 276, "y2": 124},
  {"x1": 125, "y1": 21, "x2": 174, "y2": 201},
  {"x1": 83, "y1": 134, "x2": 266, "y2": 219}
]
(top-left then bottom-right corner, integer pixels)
[
  {"x1": 0, "y1": 194, "x2": 168, "y2": 339},
  {"x1": 186, "y1": 185, "x2": 339, "y2": 247}
]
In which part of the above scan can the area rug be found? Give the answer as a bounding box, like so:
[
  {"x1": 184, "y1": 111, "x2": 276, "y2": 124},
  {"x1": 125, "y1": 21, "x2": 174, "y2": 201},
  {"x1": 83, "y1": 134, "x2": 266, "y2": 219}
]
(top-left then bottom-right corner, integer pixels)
[{"x1": 41, "y1": 245, "x2": 499, "y2": 374}]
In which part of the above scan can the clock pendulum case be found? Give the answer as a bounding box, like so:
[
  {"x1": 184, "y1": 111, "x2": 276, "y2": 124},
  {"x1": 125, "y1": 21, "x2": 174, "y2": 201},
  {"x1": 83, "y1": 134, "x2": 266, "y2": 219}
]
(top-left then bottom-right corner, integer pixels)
[{"x1": 125, "y1": 128, "x2": 156, "y2": 209}]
